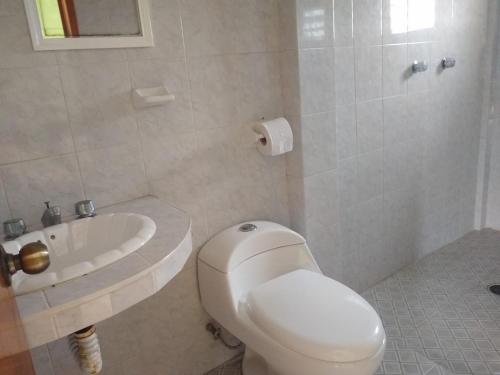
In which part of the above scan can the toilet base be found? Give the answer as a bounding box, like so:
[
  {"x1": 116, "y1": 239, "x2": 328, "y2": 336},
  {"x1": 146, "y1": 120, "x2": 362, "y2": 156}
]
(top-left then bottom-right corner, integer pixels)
[
  {"x1": 242, "y1": 348, "x2": 277, "y2": 375},
  {"x1": 241, "y1": 341, "x2": 385, "y2": 375}
]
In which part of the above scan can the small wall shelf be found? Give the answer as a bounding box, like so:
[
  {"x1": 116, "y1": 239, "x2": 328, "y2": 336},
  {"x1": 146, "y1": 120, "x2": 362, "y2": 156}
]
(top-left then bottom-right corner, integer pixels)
[{"x1": 132, "y1": 86, "x2": 175, "y2": 109}]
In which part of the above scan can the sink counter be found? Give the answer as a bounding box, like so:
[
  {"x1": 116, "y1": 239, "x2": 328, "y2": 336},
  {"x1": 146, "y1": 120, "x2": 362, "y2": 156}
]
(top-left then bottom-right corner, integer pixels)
[{"x1": 15, "y1": 196, "x2": 192, "y2": 349}]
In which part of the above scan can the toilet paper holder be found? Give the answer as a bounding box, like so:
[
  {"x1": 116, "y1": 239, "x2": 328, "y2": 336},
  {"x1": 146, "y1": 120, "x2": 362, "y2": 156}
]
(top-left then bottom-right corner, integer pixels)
[
  {"x1": 252, "y1": 117, "x2": 293, "y2": 156},
  {"x1": 255, "y1": 132, "x2": 267, "y2": 146}
]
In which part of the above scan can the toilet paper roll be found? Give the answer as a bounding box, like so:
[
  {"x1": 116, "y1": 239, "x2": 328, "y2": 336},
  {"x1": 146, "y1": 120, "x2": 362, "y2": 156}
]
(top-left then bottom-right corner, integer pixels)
[{"x1": 253, "y1": 118, "x2": 293, "y2": 156}]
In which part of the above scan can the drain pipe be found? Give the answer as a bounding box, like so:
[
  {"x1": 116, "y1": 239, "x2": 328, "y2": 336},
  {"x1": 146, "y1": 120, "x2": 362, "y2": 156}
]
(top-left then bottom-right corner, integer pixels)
[
  {"x1": 72, "y1": 325, "x2": 103, "y2": 374},
  {"x1": 206, "y1": 321, "x2": 243, "y2": 350}
]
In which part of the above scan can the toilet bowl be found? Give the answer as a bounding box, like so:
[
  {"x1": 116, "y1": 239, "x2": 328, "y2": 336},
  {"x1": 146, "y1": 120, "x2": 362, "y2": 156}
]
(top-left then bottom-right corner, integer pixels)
[{"x1": 198, "y1": 221, "x2": 386, "y2": 375}]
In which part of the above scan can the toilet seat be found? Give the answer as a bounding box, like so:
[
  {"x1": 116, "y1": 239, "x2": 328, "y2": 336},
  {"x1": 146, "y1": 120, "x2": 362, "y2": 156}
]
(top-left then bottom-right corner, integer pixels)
[{"x1": 244, "y1": 269, "x2": 385, "y2": 363}]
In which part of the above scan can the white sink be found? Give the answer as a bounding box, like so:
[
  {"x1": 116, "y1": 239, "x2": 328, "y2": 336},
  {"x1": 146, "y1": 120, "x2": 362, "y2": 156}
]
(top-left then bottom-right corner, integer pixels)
[{"x1": 4, "y1": 213, "x2": 156, "y2": 295}]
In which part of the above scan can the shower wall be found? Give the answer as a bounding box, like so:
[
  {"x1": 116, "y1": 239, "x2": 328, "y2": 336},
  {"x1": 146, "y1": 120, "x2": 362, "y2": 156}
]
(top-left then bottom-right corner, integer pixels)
[
  {"x1": 282, "y1": 0, "x2": 490, "y2": 292},
  {"x1": 482, "y1": 1, "x2": 500, "y2": 229}
]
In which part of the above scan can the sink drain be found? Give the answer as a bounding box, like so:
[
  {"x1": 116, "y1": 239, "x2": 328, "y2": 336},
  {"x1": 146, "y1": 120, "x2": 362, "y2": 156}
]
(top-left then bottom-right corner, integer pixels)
[{"x1": 489, "y1": 284, "x2": 500, "y2": 295}]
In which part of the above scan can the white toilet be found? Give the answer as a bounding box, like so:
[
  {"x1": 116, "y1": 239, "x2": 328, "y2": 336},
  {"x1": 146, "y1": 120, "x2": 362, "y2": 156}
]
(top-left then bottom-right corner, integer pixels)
[{"x1": 198, "y1": 221, "x2": 386, "y2": 375}]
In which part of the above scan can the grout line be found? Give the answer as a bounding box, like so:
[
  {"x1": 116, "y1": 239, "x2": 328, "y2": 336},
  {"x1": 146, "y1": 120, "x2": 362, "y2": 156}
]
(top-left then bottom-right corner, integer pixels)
[
  {"x1": 54, "y1": 63, "x2": 87, "y2": 200},
  {"x1": 124, "y1": 54, "x2": 151, "y2": 197}
]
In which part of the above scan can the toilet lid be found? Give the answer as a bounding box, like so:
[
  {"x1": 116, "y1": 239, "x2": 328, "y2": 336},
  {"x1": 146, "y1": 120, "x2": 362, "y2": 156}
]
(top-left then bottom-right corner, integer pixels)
[{"x1": 244, "y1": 269, "x2": 385, "y2": 363}]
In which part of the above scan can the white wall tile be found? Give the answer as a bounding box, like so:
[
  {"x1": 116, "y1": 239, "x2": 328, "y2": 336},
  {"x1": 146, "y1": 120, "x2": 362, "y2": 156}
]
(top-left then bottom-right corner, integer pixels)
[
  {"x1": 336, "y1": 156, "x2": 358, "y2": 209},
  {"x1": 335, "y1": 47, "x2": 356, "y2": 106},
  {"x1": 407, "y1": 0, "x2": 435, "y2": 42},
  {"x1": 299, "y1": 47, "x2": 335, "y2": 114},
  {"x1": 383, "y1": 95, "x2": 409, "y2": 146},
  {"x1": 353, "y1": 0, "x2": 382, "y2": 46},
  {"x1": 407, "y1": 42, "x2": 432, "y2": 93},
  {"x1": 382, "y1": 0, "x2": 408, "y2": 44},
  {"x1": 297, "y1": 0, "x2": 334, "y2": 48},
  {"x1": 336, "y1": 104, "x2": 357, "y2": 160},
  {"x1": 334, "y1": 0, "x2": 354, "y2": 47},
  {"x1": 287, "y1": 111, "x2": 336, "y2": 177},
  {"x1": 355, "y1": 46, "x2": 383, "y2": 101},
  {"x1": 383, "y1": 44, "x2": 408, "y2": 97},
  {"x1": 303, "y1": 170, "x2": 337, "y2": 253},
  {"x1": 357, "y1": 99, "x2": 383, "y2": 153},
  {"x1": 357, "y1": 150, "x2": 383, "y2": 202}
]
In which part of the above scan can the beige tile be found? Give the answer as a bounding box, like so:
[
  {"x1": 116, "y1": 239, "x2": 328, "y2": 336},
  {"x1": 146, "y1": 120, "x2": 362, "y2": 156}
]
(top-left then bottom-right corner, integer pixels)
[
  {"x1": 280, "y1": 50, "x2": 301, "y2": 117},
  {"x1": 0, "y1": 13, "x2": 56, "y2": 69},
  {"x1": 188, "y1": 55, "x2": 242, "y2": 130},
  {"x1": 24, "y1": 315, "x2": 58, "y2": 348},
  {"x1": 234, "y1": 52, "x2": 283, "y2": 124},
  {"x1": 30, "y1": 345, "x2": 55, "y2": 375},
  {"x1": 0, "y1": 67, "x2": 73, "y2": 164},
  {"x1": 54, "y1": 295, "x2": 113, "y2": 337},
  {"x1": 0, "y1": 176, "x2": 11, "y2": 231},
  {"x1": 16, "y1": 290, "x2": 49, "y2": 318},
  {"x1": 0, "y1": 155, "x2": 84, "y2": 226},
  {"x1": 181, "y1": 0, "x2": 279, "y2": 57},
  {"x1": 59, "y1": 62, "x2": 137, "y2": 151},
  {"x1": 126, "y1": 0, "x2": 184, "y2": 61},
  {"x1": 142, "y1": 131, "x2": 198, "y2": 181},
  {"x1": 97, "y1": 266, "x2": 229, "y2": 375},
  {"x1": 153, "y1": 239, "x2": 192, "y2": 290},
  {"x1": 43, "y1": 253, "x2": 150, "y2": 307},
  {"x1": 77, "y1": 142, "x2": 148, "y2": 207},
  {"x1": 56, "y1": 49, "x2": 127, "y2": 66},
  {"x1": 110, "y1": 274, "x2": 155, "y2": 314}
]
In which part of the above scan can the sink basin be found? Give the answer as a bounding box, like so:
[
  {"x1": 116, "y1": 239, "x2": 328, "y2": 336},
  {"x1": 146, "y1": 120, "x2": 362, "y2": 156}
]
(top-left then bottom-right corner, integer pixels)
[{"x1": 4, "y1": 213, "x2": 156, "y2": 295}]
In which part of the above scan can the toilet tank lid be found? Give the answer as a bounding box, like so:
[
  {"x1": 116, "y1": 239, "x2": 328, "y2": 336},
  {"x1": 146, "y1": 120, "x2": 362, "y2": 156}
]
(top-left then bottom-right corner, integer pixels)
[{"x1": 198, "y1": 221, "x2": 305, "y2": 272}]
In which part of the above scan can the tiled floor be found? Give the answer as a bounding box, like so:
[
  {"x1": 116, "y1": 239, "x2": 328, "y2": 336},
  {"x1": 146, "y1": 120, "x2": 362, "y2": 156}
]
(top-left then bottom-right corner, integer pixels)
[
  {"x1": 205, "y1": 354, "x2": 243, "y2": 375},
  {"x1": 205, "y1": 229, "x2": 500, "y2": 375}
]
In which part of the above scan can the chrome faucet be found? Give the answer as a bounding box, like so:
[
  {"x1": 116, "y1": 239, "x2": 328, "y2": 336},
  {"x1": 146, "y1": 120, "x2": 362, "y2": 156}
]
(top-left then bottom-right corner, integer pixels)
[
  {"x1": 75, "y1": 200, "x2": 96, "y2": 218},
  {"x1": 3, "y1": 218, "x2": 27, "y2": 240},
  {"x1": 41, "y1": 201, "x2": 62, "y2": 228}
]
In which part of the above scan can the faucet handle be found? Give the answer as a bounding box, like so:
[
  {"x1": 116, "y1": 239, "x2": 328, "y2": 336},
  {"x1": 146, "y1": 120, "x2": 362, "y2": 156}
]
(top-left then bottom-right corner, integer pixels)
[
  {"x1": 41, "y1": 202, "x2": 62, "y2": 228},
  {"x1": 3, "y1": 218, "x2": 26, "y2": 240},
  {"x1": 75, "y1": 200, "x2": 96, "y2": 218}
]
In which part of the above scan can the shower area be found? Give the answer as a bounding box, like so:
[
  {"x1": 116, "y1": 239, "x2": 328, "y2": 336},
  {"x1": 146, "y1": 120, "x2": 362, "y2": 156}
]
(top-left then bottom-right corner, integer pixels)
[{"x1": 282, "y1": 0, "x2": 497, "y2": 291}]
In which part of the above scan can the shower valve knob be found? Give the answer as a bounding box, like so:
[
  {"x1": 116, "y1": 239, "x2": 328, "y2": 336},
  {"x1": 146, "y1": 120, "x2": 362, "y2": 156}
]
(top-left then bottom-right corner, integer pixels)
[
  {"x1": 441, "y1": 57, "x2": 456, "y2": 69},
  {"x1": 412, "y1": 61, "x2": 428, "y2": 73}
]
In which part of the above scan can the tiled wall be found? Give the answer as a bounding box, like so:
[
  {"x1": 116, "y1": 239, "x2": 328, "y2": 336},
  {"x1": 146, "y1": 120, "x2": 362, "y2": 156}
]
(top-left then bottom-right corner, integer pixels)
[
  {"x1": 2, "y1": 0, "x2": 494, "y2": 373},
  {"x1": 0, "y1": 0, "x2": 288, "y2": 374},
  {"x1": 483, "y1": 1, "x2": 500, "y2": 229},
  {"x1": 282, "y1": 0, "x2": 489, "y2": 292}
]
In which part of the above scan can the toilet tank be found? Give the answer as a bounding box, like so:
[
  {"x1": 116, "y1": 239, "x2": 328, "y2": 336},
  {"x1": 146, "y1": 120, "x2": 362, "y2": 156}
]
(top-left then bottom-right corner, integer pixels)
[{"x1": 198, "y1": 221, "x2": 320, "y2": 326}]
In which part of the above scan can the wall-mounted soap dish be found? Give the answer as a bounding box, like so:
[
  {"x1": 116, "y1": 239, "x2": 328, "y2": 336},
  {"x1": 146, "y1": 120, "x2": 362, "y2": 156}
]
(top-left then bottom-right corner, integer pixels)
[{"x1": 132, "y1": 86, "x2": 175, "y2": 109}]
